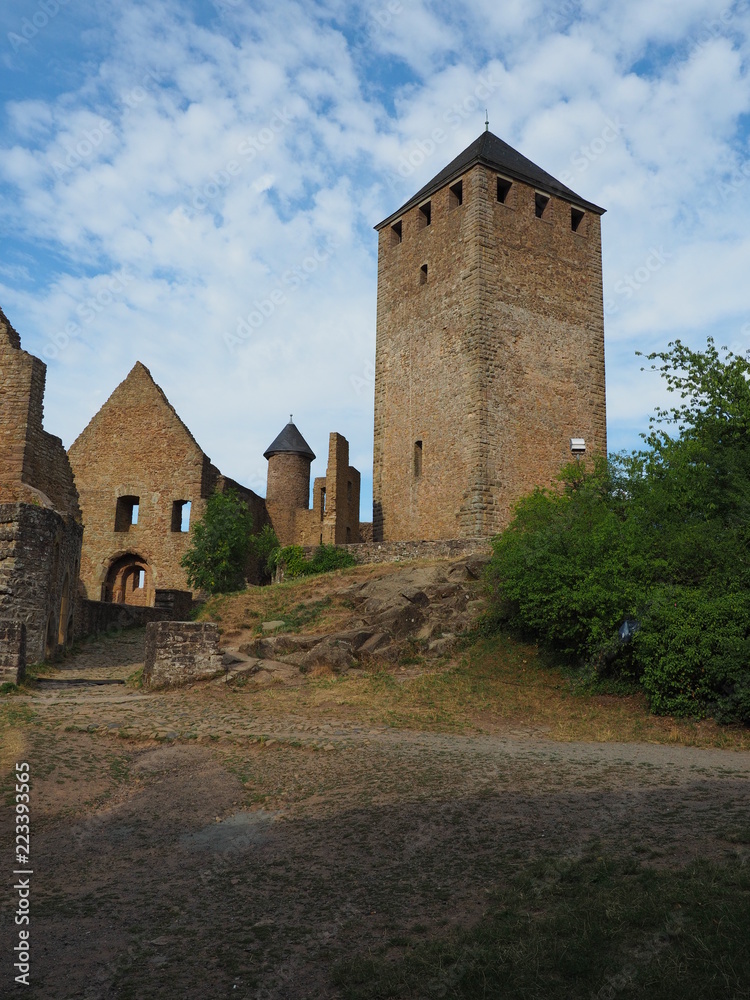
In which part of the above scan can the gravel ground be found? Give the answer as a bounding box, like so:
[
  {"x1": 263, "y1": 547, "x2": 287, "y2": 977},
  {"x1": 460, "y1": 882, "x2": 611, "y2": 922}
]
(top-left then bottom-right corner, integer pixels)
[{"x1": 1, "y1": 627, "x2": 749, "y2": 999}]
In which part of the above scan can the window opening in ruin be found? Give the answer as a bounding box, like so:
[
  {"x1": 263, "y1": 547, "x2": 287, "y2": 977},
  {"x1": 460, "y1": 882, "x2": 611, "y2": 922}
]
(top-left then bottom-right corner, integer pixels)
[
  {"x1": 346, "y1": 526, "x2": 352, "y2": 542},
  {"x1": 171, "y1": 499, "x2": 191, "y2": 532},
  {"x1": 571, "y1": 207, "x2": 585, "y2": 232},
  {"x1": 391, "y1": 221, "x2": 402, "y2": 244},
  {"x1": 497, "y1": 177, "x2": 512, "y2": 203},
  {"x1": 347, "y1": 480, "x2": 353, "y2": 503},
  {"x1": 449, "y1": 180, "x2": 463, "y2": 207},
  {"x1": 136, "y1": 569, "x2": 145, "y2": 590},
  {"x1": 115, "y1": 495, "x2": 140, "y2": 532},
  {"x1": 418, "y1": 201, "x2": 431, "y2": 227},
  {"x1": 420, "y1": 264, "x2": 428, "y2": 285},
  {"x1": 321, "y1": 487, "x2": 326, "y2": 517},
  {"x1": 535, "y1": 192, "x2": 551, "y2": 219},
  {"x1": 414, "y1": 440, "x2": 423, "y2": 477}
]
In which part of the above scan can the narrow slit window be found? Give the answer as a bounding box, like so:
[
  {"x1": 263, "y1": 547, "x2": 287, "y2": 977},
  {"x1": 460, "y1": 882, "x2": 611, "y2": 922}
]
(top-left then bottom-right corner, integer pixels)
[
  {"x1": 419, "y1": 264, "x2": 428, "y2": 285},
  {"x1": 449, "y1": 180, "x2": 463, "y2": 207},
  {"x1": 171, "y1": 500, "x2": 191, "y2": 532},
  {"x1": 535, "y1": 192, "x2": 551, "y2": 219},
  {"x1": 497, "y1": 177, "x2": 512, "y2": 203},
  {"x1": 571, "y1": 207, "x2": 585, "y2": 233},
  {"x1": 136, "y1": 569, "x2": 145, "y2": 590},
  {"x1": 418, "y1": 201, "x2": 431, "y2": 227},
  {"x1": 321, "y1": 487, "x2": 326, "y2": 517},
  {"x1": 391, "y1": 220, "x2": 402, "y2": 244},
  {"x1": 414, "y1": 440, "x2": 423, "y2": 477},
  {"x1": 115, "y1": 495, "x2": 140, "y2": 532},
  {"x1": 347, "y1": 480, "x2": 353, "y2": 503}
]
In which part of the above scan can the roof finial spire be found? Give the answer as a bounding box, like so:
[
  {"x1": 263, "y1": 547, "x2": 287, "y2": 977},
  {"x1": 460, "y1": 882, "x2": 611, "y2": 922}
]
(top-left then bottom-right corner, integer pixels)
[
  {"x1": 290, "y1": 414, "x2": 293, "y2": 424},
  {"x1": 485, "y1": 109, "x2": 489, "y2": 132}
]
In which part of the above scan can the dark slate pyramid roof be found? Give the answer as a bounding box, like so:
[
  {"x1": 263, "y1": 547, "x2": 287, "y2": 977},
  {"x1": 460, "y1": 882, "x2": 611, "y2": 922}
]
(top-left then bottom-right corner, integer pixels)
[
  {"x1": 376, "y1": 130, "x2": 605, "y2": 229},
  {"x1": 263, "y1": 418, "x2": 315, "y2": 461}
]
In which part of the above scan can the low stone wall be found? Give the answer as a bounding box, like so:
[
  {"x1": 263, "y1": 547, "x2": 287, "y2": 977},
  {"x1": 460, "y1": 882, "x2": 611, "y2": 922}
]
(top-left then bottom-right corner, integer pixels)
[
  {"x1": 343, "y1": 538, "x2": 492, "y2": 566},
  {"x1": 143, "y1": 621, "x2": 223, "y2": 690},
  {"x1": 0, "y1": 622, "x2": 26, "y2": 685},
  {"x1": 73, "y1": 590, "x2": 194, "y2": 642}
]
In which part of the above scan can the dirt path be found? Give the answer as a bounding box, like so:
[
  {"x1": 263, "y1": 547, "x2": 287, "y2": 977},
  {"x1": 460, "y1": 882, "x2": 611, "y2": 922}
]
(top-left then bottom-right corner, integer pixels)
[{"x1": 2, "y1": 628, "x2": 749, "y2": 999}]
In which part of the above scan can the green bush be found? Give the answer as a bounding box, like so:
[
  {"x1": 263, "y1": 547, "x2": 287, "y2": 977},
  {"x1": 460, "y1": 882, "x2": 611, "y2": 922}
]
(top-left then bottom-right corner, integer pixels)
[
  {"x1": 275, "y1": 543, "x2": 357, "y2": 579},
  {"x1": 635, "y1": 589, "x2": 750, "y2": 721},
  {"x1": 486, "y1": 338, "x2": 750, "y2": 724}
]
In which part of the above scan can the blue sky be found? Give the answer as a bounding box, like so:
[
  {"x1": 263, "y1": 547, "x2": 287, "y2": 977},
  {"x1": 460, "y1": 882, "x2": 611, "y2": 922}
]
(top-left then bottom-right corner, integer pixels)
[{"x1": 1, "y1": 0, "x2": 749, "y2": 518}]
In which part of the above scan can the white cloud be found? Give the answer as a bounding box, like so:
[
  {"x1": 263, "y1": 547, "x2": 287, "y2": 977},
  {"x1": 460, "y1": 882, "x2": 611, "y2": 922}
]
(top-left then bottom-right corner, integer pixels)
[{"x1": 0, "y1": 0, "x2": 749, "y2": 518}]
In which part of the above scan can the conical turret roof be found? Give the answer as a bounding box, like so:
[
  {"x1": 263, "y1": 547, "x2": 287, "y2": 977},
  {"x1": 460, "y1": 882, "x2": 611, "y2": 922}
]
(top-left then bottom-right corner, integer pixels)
[
  {"x1": 376, "y1": 129, "x2": 605, "y2": 230},
  {"x1": 263, "y1": 417, "x2": 315, "y2": 461}
]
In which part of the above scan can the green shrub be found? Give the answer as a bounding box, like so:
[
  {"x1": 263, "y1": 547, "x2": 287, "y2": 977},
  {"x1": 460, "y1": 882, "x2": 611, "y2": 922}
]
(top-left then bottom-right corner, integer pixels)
[
  {"x1": 308, "y1": 543, "x2": 357, "y2": 574},
  {"x1": 485, "y1": 338, "x2": 750, "y2": 724},
  {"x1": 635, "y1": 589, "x2": 750, "y2": 720},
  {"x1": 275, "y1": 543, "x2": 356, "y2": 579}
]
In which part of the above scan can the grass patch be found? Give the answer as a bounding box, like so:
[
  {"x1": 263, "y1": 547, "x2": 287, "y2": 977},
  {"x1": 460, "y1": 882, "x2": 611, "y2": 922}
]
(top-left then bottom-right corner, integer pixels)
[
  {"x1": 333, "y1": 852, "x2": 750, "y2": 1000},
  {"x1": 126, "y1": 667, "x2": 144, "y2": 689}
]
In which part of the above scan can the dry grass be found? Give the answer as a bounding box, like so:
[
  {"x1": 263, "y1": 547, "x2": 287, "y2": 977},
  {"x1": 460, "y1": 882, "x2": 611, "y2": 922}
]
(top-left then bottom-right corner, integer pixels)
[
  {"x1": 190, "y1": 565, "x2": 750, "y2": 751},
  {"x1": 226, "y1": 634, "x2": 750, "y2": 752}
]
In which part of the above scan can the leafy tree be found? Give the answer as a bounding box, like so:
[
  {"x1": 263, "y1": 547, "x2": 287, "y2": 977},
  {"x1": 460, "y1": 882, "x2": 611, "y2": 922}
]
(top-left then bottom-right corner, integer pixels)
[
  {"x1": 181, "y1": 489, "x2": 254, "y2": 594},
  {"x1": 487, "y1": 338, "x2": 750, "y2": 722},
  {"x1": 248, "y1": 523, "x2": 280, "y2": 582}
]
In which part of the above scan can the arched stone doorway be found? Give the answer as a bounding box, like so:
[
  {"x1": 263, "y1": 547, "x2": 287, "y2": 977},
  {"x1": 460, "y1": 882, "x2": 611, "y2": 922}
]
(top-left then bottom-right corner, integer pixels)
[{"x1": 103, "y1": 553, "x2": 153, "y2": 607}]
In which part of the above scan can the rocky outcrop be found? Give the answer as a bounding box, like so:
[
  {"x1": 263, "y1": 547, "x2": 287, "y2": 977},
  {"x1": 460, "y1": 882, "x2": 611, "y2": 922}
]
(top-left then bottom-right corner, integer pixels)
[{"x1": 223, "y1": 555, "x2": 489, "y2": 682}]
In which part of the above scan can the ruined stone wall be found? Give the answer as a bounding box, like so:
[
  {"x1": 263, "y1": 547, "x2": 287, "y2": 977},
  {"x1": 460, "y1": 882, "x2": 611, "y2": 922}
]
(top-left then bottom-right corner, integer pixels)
[
  {"x1": 0, "y1": 309, "x2": 80, "y2": 518},
  {"x1": 373, "y1": 164, "x2": 606, "y2": 541},
  {"x1": 0, "y1": 623, "x2": 26, "y2": 685},
  {"x1": 143, "y1": 621, "x2": 223, "y2": 689},
  {"x1": 290, "y1": 434, "x2": 361, "y2": 546},
  {"x1": 0, "y1": 504, "x2": 83, "y2": 663},
  {"x1": 0, "y1": 309, "x2": 82, "y2": 661},
  {"x1": 73, "y1": 590, "x2": 193, "y2": 641},
  {"x1": 69, "y1": 363, "x2": 266, "y2": 602},
  {"x1": 341, "y1": 537, "x2": 491, "y2": 566}
]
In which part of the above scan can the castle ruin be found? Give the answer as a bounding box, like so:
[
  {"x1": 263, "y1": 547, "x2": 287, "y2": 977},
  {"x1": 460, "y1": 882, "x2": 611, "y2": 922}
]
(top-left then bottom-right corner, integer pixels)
[{"x1": 0, "y1": 126, "x2": 608, "y2": 657}]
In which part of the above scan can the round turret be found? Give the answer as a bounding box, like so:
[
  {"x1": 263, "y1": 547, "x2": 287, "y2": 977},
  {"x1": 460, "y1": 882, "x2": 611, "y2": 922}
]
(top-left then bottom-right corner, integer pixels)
[{"x1": 264, "y1": 416, "x2": 315, "y2": 516}]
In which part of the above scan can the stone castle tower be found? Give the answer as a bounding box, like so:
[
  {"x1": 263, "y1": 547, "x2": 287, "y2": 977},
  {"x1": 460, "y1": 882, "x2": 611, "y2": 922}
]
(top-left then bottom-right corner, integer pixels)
[{"x1": 372, "y1": 130, "x2": 607, "y2": 541}]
